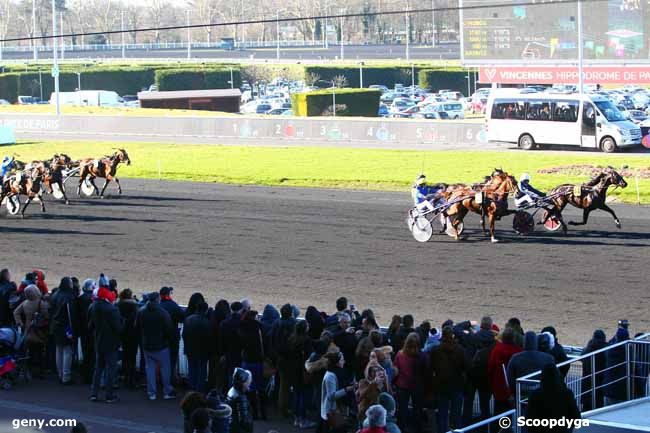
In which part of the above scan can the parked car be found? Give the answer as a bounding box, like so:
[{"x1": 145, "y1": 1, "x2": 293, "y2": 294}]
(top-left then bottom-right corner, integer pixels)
[
  {"x1": 266, "y1": 108, "x2": 286, "y2": 115},
  {"x1": 389, "y1": 105, "x2": 420, "y2": 118},
  {"x1": 418, "y1": 95, "x2": 445, "y2": 107},
  {"x1": 627, "y1": 109, "x2": 648, "y2": 124},
  {"x1": 281, "y1": 109, "x2": 293, "y2": 116},
  {"x1": 441, "y1": 91, "x2": 464, "y2": 101},
  {"x1": 0, "y1": 99, "x2": 10, "y2": 105},
  {"x1": 413, "y1": 105, "x2": 450, "y2": 120},
  {"x1": 378, "y1": 103, "x2": 390, "y2": 117},
  {"x1": 17, "y1": 95, "x2": 39, "y2": 105},
  {"x1": 390, "y1": 98, "x2": 414, "y2": 112},
  {"x1": 369, "y1": 85, "x2": 389, "y2": 93},
  {"x1": 425, "y1": 101, "x2": 465, "y2": 119}
]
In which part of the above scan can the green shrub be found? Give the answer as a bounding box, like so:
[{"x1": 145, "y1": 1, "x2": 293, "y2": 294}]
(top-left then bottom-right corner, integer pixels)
[
  {"x1": 291, "y1": 88, "x2": 381, "y2": 117},
  {"x1": 418, "y1": 69, "x2": 477, "y2": 94},
  {"x1": 155, "y1": 68, "x2": 242, "y2": 91},
  {"x1": 0, "y1": 74, "x2": 19, "y2": 103}
]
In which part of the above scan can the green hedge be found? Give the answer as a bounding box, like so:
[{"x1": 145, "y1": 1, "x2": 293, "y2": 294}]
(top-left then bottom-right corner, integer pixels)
[
  {"x1": 154, "y1": 68, "x2": 241, "y2": 91},
  {"x1": 291, "y1": 88, "x2": 381, "y2": 117},
  {"x1": 418, "y1": 69, "x2": 477, "y2": 94},
  {"x1": 304, "y1": 66, "x2": 424, "y2": 88},
  {"x1": 0, "y1": 74, "x2": 19, "y2": 103}
]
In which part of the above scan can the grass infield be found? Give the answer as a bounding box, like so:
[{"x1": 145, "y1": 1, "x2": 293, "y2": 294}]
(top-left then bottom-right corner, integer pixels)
[{"x1": 4, "y1": 140, "x2": 649, "y2": 204}]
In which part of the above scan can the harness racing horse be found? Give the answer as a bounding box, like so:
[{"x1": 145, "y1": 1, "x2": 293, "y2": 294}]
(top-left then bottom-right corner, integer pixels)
[
  {"x1": 546, "y1": 167, "x2": 627, "y2": 229},
  {"x1": 77, "y1": 149, "x2": 131, "y2": 198},
  {"x1": 445, "y1": 169, "x2": 519, "y2": 243},
  {"x1": 0, "y1": 165, "x2": 46, "y2": 217},
  {"x1": 43, "y1": 154, "x2": 73, "y2": 204}
]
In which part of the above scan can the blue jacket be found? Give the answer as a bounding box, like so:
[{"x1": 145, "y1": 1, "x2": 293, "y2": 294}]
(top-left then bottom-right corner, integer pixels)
[
  {"x1": 1, "y1": 157, "x2": 14, "y2": 177},
  {"x1": 412, "y1": 183, "x2": 444, "y2": 205}
]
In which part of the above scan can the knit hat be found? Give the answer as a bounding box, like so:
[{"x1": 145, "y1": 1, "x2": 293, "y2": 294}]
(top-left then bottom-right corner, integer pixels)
[
  {"x1": 377, "y1": 392, "x2": 396, "y2": 415},
  {"x1": 366, "y1": 405, "x2": 387, "y2": 427},
  {"x1": 159, "y1": 286, "x2": 173, "y2": 296},
  {"x1": 232, "y1": 368, "x2": 252, "y2": 387},
  {"x1": 82, "y1": 279, "x2": 96, "y2": 294},
  {"x1": 98, "y1": 273, "x2": 109, "y2": 289}
]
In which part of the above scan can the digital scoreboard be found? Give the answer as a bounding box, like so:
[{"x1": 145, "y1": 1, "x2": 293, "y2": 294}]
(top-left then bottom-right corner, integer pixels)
[{"x1": 461, "y1": 0, "x2": 649, "y2": 63}]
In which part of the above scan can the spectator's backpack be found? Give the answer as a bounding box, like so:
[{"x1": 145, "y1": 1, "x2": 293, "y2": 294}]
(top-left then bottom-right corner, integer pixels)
[{"x1": 470, "y1": 345, "x2": 494, "y2": 390}]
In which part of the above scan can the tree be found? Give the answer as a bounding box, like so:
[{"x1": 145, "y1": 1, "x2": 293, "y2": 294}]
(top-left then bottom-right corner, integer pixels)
[
  {"x1": 124, "y1": 3, "x2": 144, "y2": 44},
  {"x1": 147, "y1": 0, "x2": 168, "y2": 44},
  {"x1": 190, "y1": 0, "x2": 219, "y2": 44}
]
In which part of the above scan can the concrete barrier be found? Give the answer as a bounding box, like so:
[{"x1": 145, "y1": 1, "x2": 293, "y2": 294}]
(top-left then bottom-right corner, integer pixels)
[{"x1": 0, "y1": 113, "x2": 491, "y2": 148}]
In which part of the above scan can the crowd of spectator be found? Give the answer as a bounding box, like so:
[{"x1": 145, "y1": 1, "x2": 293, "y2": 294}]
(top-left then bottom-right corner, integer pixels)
[{"x1": 0, "y1": 267, "x2": 648, "y2": 433}]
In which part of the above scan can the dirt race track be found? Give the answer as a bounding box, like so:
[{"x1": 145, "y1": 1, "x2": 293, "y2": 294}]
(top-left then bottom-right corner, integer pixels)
[{"x1": 2, "y1": 179, "x2": 648, "y2": 346}]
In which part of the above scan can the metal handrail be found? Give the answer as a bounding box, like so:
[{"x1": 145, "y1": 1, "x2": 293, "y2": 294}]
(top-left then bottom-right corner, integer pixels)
[{"x1": 451, "y1": 409, "x2": 516, "y2": 433}]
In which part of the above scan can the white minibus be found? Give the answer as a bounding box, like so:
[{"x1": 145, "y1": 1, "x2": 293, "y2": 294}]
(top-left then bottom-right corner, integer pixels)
[{"x1": 486, "y1": 91, "x2": 641, "y2": 152}]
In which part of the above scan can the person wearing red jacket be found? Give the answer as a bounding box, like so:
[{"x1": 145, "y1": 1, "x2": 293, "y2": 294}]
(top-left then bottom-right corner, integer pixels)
[
  {"x1": 487, "y1": 327, "x2": 522, "y2": 414},
  {"x1": 18, "y1": 270, "x2": 48, "y2": 295}
]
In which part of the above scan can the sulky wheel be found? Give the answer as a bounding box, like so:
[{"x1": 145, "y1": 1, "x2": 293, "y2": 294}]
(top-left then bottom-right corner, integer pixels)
[
  {"x1": 513, "y1": 211, "x2": 534, "y2": 235},
  {"x1": 81, "y1": 179, "x2": 95, "y2": 197},
  {"x1": 542, "y1": 210, "x2": 563, "y2": 232},
  {"x1": 411, "y1": 216, "x2": 433, "y2": 243},
  {"x1": 5, "y1": 195, "x2": 20, "y2": 215},
  {"x1": 51, "y1": 183, "x2": 65, "y2": 200},
  {"x1": 445, "y1": 217, "x2": 464, "y2": 238}
]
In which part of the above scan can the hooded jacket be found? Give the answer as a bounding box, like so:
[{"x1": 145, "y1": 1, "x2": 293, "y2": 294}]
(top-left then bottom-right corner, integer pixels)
[
  {"x1": 604, "y1": 328, "x2": 630, "y2": 400},
  {"x1": 13, "y1": 285, "x2": 49, "y2": 329},
  {"x1": 507, "y1": 332, "x2": 555, "y2": 392},
  {"x1": 49, "y1": 278, "x2": 79, "y2": 346},
  {"x1": 470, "y1": 329, "x2": 496, "y2": 391},
  {"x1": 581, "y1": 330, "x2": 608, "y2": 410},
  {"x1": 527, "y1": 365, "x2": 581, "y2": 433},
  {"x1": 260, "y1": 304, "x2": 279, "y2": 339},
  {"x1": 487, "y1": 340, "x2": 522, "y2": 401},
  {"x1": 136, "y1": 300, "x2": 174, "y2": 352},
  {"x1": 88, "y1": 298, "x2": 124, "y2": 353}
]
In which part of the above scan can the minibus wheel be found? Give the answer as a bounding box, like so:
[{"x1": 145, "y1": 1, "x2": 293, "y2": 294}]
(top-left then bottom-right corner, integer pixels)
[
  {"x1": 518, "y1": 134, "x2": 535, "y2": 150},
  {"x1": 600, "y1": 137, "x2": 617, "y2": 153}
]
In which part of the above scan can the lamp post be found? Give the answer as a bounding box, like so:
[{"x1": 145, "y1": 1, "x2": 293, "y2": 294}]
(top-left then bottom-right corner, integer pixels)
[
  {"x1": 121, "y1": 10, "x2": 126, "y2": 59},
  {"x1": 60, "y1": 11, "x2": 64, "y2": 59},
  {"x1": 76, "y1": 72, "x2": 81, "y2": 91},
  {"x1": 359, "y1": 61, "x2": 364, "y2": 88},
  {"x1": 186, "y1": 10, "x2": 191, "y2": 59},
  {"x1": 411, "y1": 63, "x2": 415, "y2": 96},
  {"x1": 32, "y1": 0, "x2": 37, "y2": 60},
  {"x1": 339, "y1": 9, "x2": 344, "y2": 60},
  {"x1": 276, "y1": 10, "x2": 280, "y2": 61},
  {"x1": 431, "y1": 0, "x2": 435, "y2": 48},
  {"x1": 229, "y1": 67, "x2": 234, "y2": 89},
  {"x1": 324, "y1": 1, "x2": 329, "y2": 49},
  {"x1": 577, "y1": 0, "x2": 584, "y2": 95},
  {"x1": 52, "y1": 0, "x2": 60, "y2": 116},
  {"x1": 405, "y1": 11, "x2": 410, "y2": 61},
  {"x1": 332, "y1": 81, "x2": 336, "y2": 117}
]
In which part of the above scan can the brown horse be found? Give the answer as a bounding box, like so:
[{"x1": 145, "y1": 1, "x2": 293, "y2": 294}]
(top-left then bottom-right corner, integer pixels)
[
  {"x1": 445, "y1": 169, "x2": 519, "y2": 243},
  {"x1": 43, "y1": 154, "x2": 73, "y2": 204},
  {"x1": 77, "y1": 149, "x2": 131, "y2": 198},
  {"x1": 547, "y1": 167, "x2": 627, "y2": 229},
  {"x1": 0, "y1": 165, "x2": 46, "y2": 217}
]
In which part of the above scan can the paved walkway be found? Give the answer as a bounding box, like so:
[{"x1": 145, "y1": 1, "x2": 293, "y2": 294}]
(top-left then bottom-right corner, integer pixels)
[{"x1": 0, "y1": 378, "x2": 301, "y2": 433}]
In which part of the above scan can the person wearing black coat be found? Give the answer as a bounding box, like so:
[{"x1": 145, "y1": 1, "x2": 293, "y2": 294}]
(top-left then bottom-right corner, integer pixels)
[
  {"x1": 270, "y1": 303, "x2": 297, "y2": 418},
  {"x1": 49, "y1": 277, "x2": 79, "y2": 384},
  {"x1": 117, "y1": 289, "x2": 139, "y2": 388},
  {"x1": 159, "y1": 286, "x2": 185, "y2": 384},
  {"x1": 88, "y1": 293, "x2": 124, "y2": 402},
  {"x1": 209, "y1": 299, "x2": 230, "y2": 393},
  {"x1": 469, "y1": 319, "x2": 497, "y2": 424},
  {"x1": 604, "y1": 327, "x2": 630, "y2": 405},
  {"x1": 77, "y1": 280, "x2": 96, "y2": 384},
  {"x1": 541, "y1": 326, "x2": 570, "y2": 378},
  {"x1": 392, "y1": 315, "x2": 415, "y2": 353},
  {"x1": 136, "y1": 292, "x2": 175, "y2": 400},
  {"x1": 239, "y1": 310, "x2": 266, "y2": 420},
  {"x1": 0, "y1": 268, "x2": 17, "y2": 327},
  {"x1": 182, "y1": 301, "x2": 214, "y2": 392},
  {"x1": 581, "y1": 330, "x2": 608, "y2": 411},
  {"x1": 527, "y1": 365, "x2": 581, "y2": 433},
  {"x1": 219, "y1": 301, "x2": 244, "y2": 388}
]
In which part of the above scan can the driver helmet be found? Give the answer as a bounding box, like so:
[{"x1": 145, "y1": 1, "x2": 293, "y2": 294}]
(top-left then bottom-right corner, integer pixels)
[
  {"x1": 415, "y1": 174, "x2": 426, "y2": 186},
  {"x1": 520, "y1": 173, "x2": 531, "y2": 183}
]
